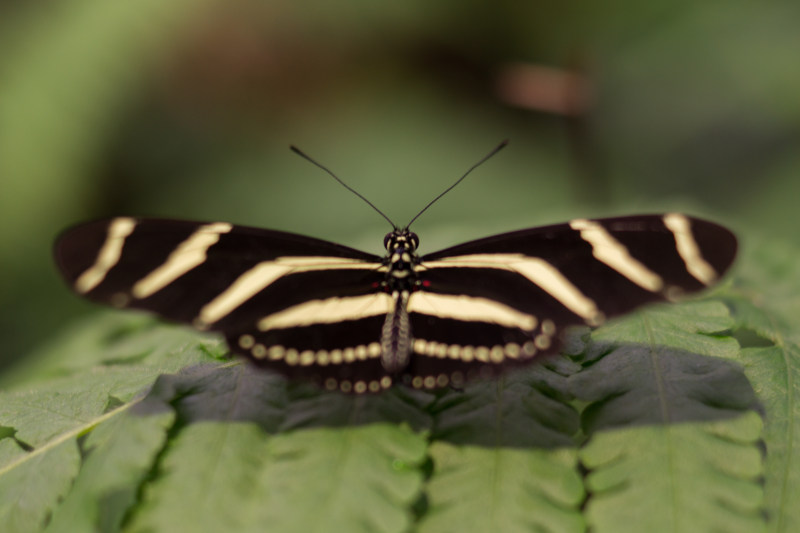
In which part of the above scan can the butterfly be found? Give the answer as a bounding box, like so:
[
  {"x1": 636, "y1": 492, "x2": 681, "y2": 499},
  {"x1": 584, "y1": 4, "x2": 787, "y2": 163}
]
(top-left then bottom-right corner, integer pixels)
[{"x1": 54, "y1": 143, "x2": 737, "y2": 393}]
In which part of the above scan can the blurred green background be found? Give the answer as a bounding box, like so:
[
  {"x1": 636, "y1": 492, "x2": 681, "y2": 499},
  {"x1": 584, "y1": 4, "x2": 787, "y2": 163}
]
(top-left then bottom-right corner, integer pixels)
[{"x1": 1, "y1": 0, "x2": 799, "y2": 372}]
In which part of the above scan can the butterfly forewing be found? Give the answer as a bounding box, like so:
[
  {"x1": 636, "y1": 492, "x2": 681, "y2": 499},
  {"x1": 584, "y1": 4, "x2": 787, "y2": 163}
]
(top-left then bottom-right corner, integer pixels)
[
  {"x1": 422, "y1": 215, "x2": 735, "y2": 316},
  {"x1": 54, "y1": 217, "x2": 384, "y2": 325}
]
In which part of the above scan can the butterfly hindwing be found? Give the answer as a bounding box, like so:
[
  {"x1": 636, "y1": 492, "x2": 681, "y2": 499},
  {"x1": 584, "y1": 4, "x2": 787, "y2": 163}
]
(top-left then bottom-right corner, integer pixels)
[{"x1": 225, "y1": 314, "x2": 395, "y2": 393}]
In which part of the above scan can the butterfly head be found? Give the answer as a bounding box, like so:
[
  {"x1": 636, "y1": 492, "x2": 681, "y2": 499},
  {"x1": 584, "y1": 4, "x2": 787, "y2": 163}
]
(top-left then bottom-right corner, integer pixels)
[{"x1": 384, "y1": 229, "x2": 419, "y2": 253}]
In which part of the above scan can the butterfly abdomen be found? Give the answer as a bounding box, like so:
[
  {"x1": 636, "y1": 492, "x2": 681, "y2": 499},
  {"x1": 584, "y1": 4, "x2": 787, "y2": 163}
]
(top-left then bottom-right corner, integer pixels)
[{"x1": 380, "y1": 290, "x2": 413, "y2": 373}]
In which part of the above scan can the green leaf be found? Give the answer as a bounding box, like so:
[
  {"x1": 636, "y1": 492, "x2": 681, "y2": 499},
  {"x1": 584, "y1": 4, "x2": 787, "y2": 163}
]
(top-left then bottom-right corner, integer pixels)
[
  {"x1": 128, "y1": 423, "x2": 427, "y2": 533},
  {"x1": 725, "y1": 240, "x2": 800, "y2": 533},
  {"x1": 570, "y1": 345, "x2": 759, "y2": 432},
  {"x1": 581, "y1": 413, "x2": 764, "y2": 533},
  {"x1": 149, "y1": 363, "x2": 289, "y2": 430},
  {"x1": 571, "y1": 300, "x2": 758, "y2": 431},
  {"x1": 125, "y1": 422, "x2": 274, "y2": 533},
  {"x1": 0, "y1": 367, "x2": 168, "y2": 449},
  {"x1": 1, "y1": 313, "x2": 224, "y2": 389},
  {"x1": 417, "y1": 363, "x2": 585, "y2": 532},
  {"x1": 419, "y1": 443, "x2": 584, "y2": 533},
  {"x1": 590, "y1": 300, "x2": 739, "y2": 359},
  {"x1": 44, "y1": 405, "x2": 175, "y2": 533},
  {"x1": 571, "y1": 299, "x2": 766, "y2": 532},
  {"x1": 0, "y1": 439, "x2": 80, "y2": 533},
  {"x1": 251, "y1": 425, "x2": 426, "y2": 533},
  {"x1": 738, "y1": 343, "x2": 800, "y2": 533},
  {"x1": 0, "y1": 319, "x2": 222, "y2": 533},
  {"x1": 429, "y1": 360, "x2": 580, "y2": 448}
]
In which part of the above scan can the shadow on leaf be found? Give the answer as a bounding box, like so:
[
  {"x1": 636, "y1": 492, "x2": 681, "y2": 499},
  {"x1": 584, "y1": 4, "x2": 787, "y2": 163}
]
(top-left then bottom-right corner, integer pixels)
[
  {"x1": 569, "y1": 343, "x2": 761, "y2": 435},
  {"x1": 132, "y1": 354, "x2": 583, "y2": 449},
  {"x1": 130, "y1": 338, "x2": 758, "y2": 450}
]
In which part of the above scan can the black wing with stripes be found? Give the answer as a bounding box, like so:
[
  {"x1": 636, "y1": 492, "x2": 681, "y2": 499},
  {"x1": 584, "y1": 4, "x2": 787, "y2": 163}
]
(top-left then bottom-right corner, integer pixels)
[
  {"x1": 54, "y1": 218, "x2": 383, "y2": 324},
  {"x1": 54, "y1": 214, "x2": 736, "y2": 393},
  {"x1": 54, "y1": 218, "x2": 398, "y2": 392},
  {"x1": 402, "y1": 215, "x2": 737, "y2": 385}
]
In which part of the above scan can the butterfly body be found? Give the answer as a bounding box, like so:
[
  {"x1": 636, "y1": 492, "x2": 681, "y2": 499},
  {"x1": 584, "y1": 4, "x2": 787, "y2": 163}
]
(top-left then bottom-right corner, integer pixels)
[
  {"x1": 54, "y1": 214, "x2": 736, "y2": 393},
  {"x1": 378, "y1": 229, "x2": 420, "y2": 373}
]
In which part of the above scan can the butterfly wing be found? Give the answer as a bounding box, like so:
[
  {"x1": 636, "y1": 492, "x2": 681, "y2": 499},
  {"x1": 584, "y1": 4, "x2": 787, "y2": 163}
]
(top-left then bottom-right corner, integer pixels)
[
  {"x1": 405, "y1": 214, "x2": 737, "y2": 387},
  {"x1": 54, "y1": 217, "x2": 393, "y2": 392},
  {"x1": 54, "y1": 214, "x2": 737, "y2": 393}
]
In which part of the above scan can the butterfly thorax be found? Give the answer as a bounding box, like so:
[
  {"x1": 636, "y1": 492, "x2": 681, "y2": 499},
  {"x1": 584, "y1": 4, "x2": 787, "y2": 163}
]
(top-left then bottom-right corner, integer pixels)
[{"x1": 379, "y1": 229, "x2": 420, "y2": 373}]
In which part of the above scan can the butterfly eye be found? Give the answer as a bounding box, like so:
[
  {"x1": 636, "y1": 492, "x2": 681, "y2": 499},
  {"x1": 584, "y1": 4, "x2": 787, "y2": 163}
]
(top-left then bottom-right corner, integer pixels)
[
  {"x1": 409, "y1": 232, "x2": 419, "y2": 250},
  {"x1": 383, "y1": 232, "x2": 394, "y2": 250}
]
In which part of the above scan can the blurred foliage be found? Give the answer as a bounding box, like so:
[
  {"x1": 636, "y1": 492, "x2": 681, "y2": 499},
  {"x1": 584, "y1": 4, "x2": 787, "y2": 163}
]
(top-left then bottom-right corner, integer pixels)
[{"x1": 1, "y1": 1, "x2": 799, "y2": 374}]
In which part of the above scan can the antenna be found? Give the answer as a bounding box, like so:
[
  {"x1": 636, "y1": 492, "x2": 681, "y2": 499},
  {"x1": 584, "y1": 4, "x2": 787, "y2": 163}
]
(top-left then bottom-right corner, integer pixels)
[
  {"x1": 404, "y1": 140, "x2": 508, "y2": 229},
  {"x1": 290, "y1": 145, "x2": 397, "y2": 229}
]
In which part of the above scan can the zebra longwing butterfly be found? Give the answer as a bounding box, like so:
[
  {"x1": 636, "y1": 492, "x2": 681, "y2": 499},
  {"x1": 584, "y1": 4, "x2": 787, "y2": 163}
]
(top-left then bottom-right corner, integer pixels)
[{"x1": 54, "y1": 147, "x2": 736, "y2": 394}]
